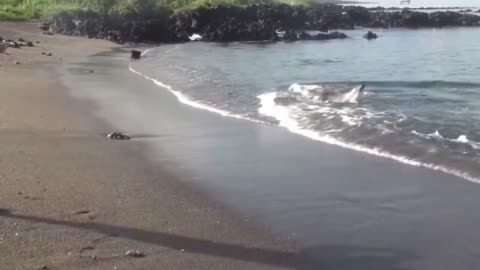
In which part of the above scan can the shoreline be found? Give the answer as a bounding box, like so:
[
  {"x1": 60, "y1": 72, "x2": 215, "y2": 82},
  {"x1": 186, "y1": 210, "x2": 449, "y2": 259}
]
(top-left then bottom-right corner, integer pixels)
[
  {"x1": 62, "y1": 37, "x2": 480, "y2": 270},
  {"x1": 130, "y1": 38, "x2": 479, "y2": 185},
  {"x1": 0, "y1": 21, "x2": 297, "y2": 269}
]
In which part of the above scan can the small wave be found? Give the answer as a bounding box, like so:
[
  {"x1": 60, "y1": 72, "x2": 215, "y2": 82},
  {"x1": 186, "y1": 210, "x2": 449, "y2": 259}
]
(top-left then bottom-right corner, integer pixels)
[
  {"x1": 128, "y1": 65, "x2": 266, "y2": 125},
  {"x1": 257, "y1": 91, "x2": 480, "y2": 183},
  {"x1": 129, "y1": 51, "x2": 479, "y2": 184},
  {"x1": 287, "y1": 83, "x2": 363, "y2": 104},
  {"x1": 314, "y1": 80, "x2": 480, "y2": 89},
  {"x1": 411, "y1": 130, "x2": 444, "y2": 140},
  {"x1": 412, "y1": 130, "x2": 480, "y2": 149}
]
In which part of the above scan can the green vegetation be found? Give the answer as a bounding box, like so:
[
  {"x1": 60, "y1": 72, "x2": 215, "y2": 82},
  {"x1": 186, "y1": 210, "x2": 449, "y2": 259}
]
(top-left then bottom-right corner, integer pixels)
[{"x1": 0, "y1": 0, "x2": 313, "y2": 20}]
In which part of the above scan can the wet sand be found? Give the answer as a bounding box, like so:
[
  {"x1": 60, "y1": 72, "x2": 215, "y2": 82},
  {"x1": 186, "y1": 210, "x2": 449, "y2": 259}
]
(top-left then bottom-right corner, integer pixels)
[{"x1": 0, "y1": 22, "x2": 296, "y2": 270}]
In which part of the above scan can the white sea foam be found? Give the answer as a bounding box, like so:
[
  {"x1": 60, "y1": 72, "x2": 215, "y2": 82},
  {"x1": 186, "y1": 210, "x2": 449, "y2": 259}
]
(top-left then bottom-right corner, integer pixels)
[
  {"x1": 287, "y1": 83, "x2": 362, "y2": 104},
  {"x1": 189, "y1": 34, "x2": 202, "y2": 41},
  {"x1": 129, "y1": 50, "x2": 479, "y2": 184},
  {"x1": 257, "y1": 91, "x2": 480, "y2": 183},
  {"x1": 412, "y1": 130, "x2": 480, "y2": 149},
  {"x1": 412, "y1": 130, "x2": 444, "y2": 139}
]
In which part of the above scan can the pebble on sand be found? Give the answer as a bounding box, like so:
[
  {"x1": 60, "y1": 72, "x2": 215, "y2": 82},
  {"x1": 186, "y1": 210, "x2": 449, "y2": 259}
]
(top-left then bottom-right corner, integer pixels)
[
  {"x1": 125, "y1": 250, "x2": 144, "y2": 257},
  {"x1": 107, "y1": 132, "x2": 131, "y2": 140}
]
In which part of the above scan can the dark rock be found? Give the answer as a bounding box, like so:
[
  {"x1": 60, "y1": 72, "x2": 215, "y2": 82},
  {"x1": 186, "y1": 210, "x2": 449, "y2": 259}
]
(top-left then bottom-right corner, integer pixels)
[
  {"x1": 18, "y1": 38, "x2": 25, "y2": 42},
  {"x1": 45, "y1": 3, "x2": 480, "y2": 44},
  {"x1": 0, "y1": 43, "x2": 7, "y2": 53},
  {"x1": 36, "y1": 41, "x2": 40, "y2": 44},
  {"x1": 313, "y1": 31, "x2": 348, "y2": 40},
  {"x1": 27, "y1": 41, "x2": 34, "y2": 47},
  {"x1": 363, "y1": 31, "x2": 378, "y2": 39},
  {"x1": 47, "y1": 53, "x2": 52, "y2": 56},
  {"x1": 327, "y1": 31, "x2": 348, "y2": 39},
  {"x1": 107, "y1": 132, "x2": 131, "y2": 140},
  {"x1": 125, "y1": 250, "x2": 144, "y2": 257},
  {"x1": 282, "y1": 30, "x2": 298, "y2": 41},
  {"x1": 298, "y1": 31, "x2": 312, "y2": 40},
  {"x1": 39, "y1": 22, "x2": 51, "y2": 30},
  {"x1": 131, "y1": 50, "x2": 142, "y2": 59}
]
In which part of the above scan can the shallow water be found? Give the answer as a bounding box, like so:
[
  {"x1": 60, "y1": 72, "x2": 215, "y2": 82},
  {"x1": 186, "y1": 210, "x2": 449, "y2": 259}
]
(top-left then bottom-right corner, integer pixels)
[
  {"x1": 130, "y1": 28, "x2": 480, "y2": 183},
  {"x1": 63, "y1": 42, "x2": 480, "y2": 269}
]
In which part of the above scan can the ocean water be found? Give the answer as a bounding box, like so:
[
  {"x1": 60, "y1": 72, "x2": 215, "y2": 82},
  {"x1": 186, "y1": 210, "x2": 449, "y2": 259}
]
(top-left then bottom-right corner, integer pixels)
[{"x1": 130, "y1": 27, "x2": 480, "y2": 183}]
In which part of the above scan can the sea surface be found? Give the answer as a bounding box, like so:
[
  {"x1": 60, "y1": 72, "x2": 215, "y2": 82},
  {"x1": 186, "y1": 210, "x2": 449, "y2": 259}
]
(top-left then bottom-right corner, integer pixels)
[
  {"x1": 130, "y1": 27, "x2": 480, "y2": 183},
  {"x1": 63, "y1": 27, "x2": 480, "y2": 269}
]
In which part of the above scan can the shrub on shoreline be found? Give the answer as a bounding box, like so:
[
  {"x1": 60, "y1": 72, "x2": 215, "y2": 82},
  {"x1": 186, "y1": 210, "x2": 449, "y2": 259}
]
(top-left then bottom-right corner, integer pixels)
[{"x1": 0, "y1": 0, "x2": 313, "y2": 20}]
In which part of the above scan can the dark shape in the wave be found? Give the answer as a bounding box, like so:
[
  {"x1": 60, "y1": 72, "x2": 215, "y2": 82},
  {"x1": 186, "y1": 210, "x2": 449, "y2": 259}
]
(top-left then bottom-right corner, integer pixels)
[{"x1": 320, "y1": 84, "x2": 365, "y2": 103}]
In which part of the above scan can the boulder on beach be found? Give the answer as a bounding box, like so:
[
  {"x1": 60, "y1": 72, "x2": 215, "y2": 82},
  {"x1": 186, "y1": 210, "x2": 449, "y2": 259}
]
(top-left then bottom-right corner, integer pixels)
[
  {"x1": 0, "y1": 43, "x2": 7, "y2": 53},
  {"x1": 107, "y1": 132, "x2": 131, "y2": 140},
  {"x1": 364, "y1": 31, "x2": 378, "y2": 39},
  {"x1": 283, "y1": 30, "x2": 298, "y2": 41},
  {"x1": 131, "y1": 50, "x2": 141, "y2": 59}
]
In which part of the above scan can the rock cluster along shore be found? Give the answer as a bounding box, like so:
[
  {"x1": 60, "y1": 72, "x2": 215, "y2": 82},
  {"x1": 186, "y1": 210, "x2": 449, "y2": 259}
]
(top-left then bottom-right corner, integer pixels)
[{"x1": 43, "y1": 4, "x2": 480, "y2": 43}]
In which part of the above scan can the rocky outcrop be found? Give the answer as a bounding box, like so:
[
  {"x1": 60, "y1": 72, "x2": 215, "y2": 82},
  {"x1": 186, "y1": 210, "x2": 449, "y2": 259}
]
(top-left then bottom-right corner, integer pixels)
[
  {"x1": 48, "y1": 10, "x2": 176, "y2": 43},
  {"x1": 363, "y1": 31, "x2": 378, "y2": 39},
  {"x1": 283, "y1": 30, "x2": 298, "y2": 41},
  {"x1": 130, "y1": 50, "x2": 141, "y2": 59},
  {"x1": 281, "y1": 30, "x2": 348, "y2": 41},
  {"x1": 46, "y1": 4, "x2": 480, "y2": 44}
]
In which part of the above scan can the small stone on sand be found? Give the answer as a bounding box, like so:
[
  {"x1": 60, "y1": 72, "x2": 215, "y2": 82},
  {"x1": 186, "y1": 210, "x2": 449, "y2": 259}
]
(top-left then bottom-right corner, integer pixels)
[
  {"x1": 74, "y1": 210, "x2": 90, "y2": 215},
  {"x1": 125, "y1": 250, "x2": 144, "y2": 257},
  {"x1": 107, "y1": 132, "x2": 131, "y2": 140}
]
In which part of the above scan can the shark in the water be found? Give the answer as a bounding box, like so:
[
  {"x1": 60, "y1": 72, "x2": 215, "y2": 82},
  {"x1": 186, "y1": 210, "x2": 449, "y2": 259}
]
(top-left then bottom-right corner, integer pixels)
[{"x1": 319, "y1": 84, "x2": 365, "y2": 103}]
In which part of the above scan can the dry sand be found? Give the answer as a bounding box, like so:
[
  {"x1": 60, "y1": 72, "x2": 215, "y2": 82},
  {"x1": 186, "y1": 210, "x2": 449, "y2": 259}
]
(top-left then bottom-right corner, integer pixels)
[{"x1": 0, "y1": 22, "x2": 297, "y2": 270}]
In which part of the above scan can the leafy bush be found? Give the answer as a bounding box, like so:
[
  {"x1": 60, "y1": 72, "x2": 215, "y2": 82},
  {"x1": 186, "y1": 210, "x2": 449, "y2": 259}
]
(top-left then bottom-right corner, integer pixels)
[{"x1": 0, "y1": 0, "x2": 313, "y2": 20}]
